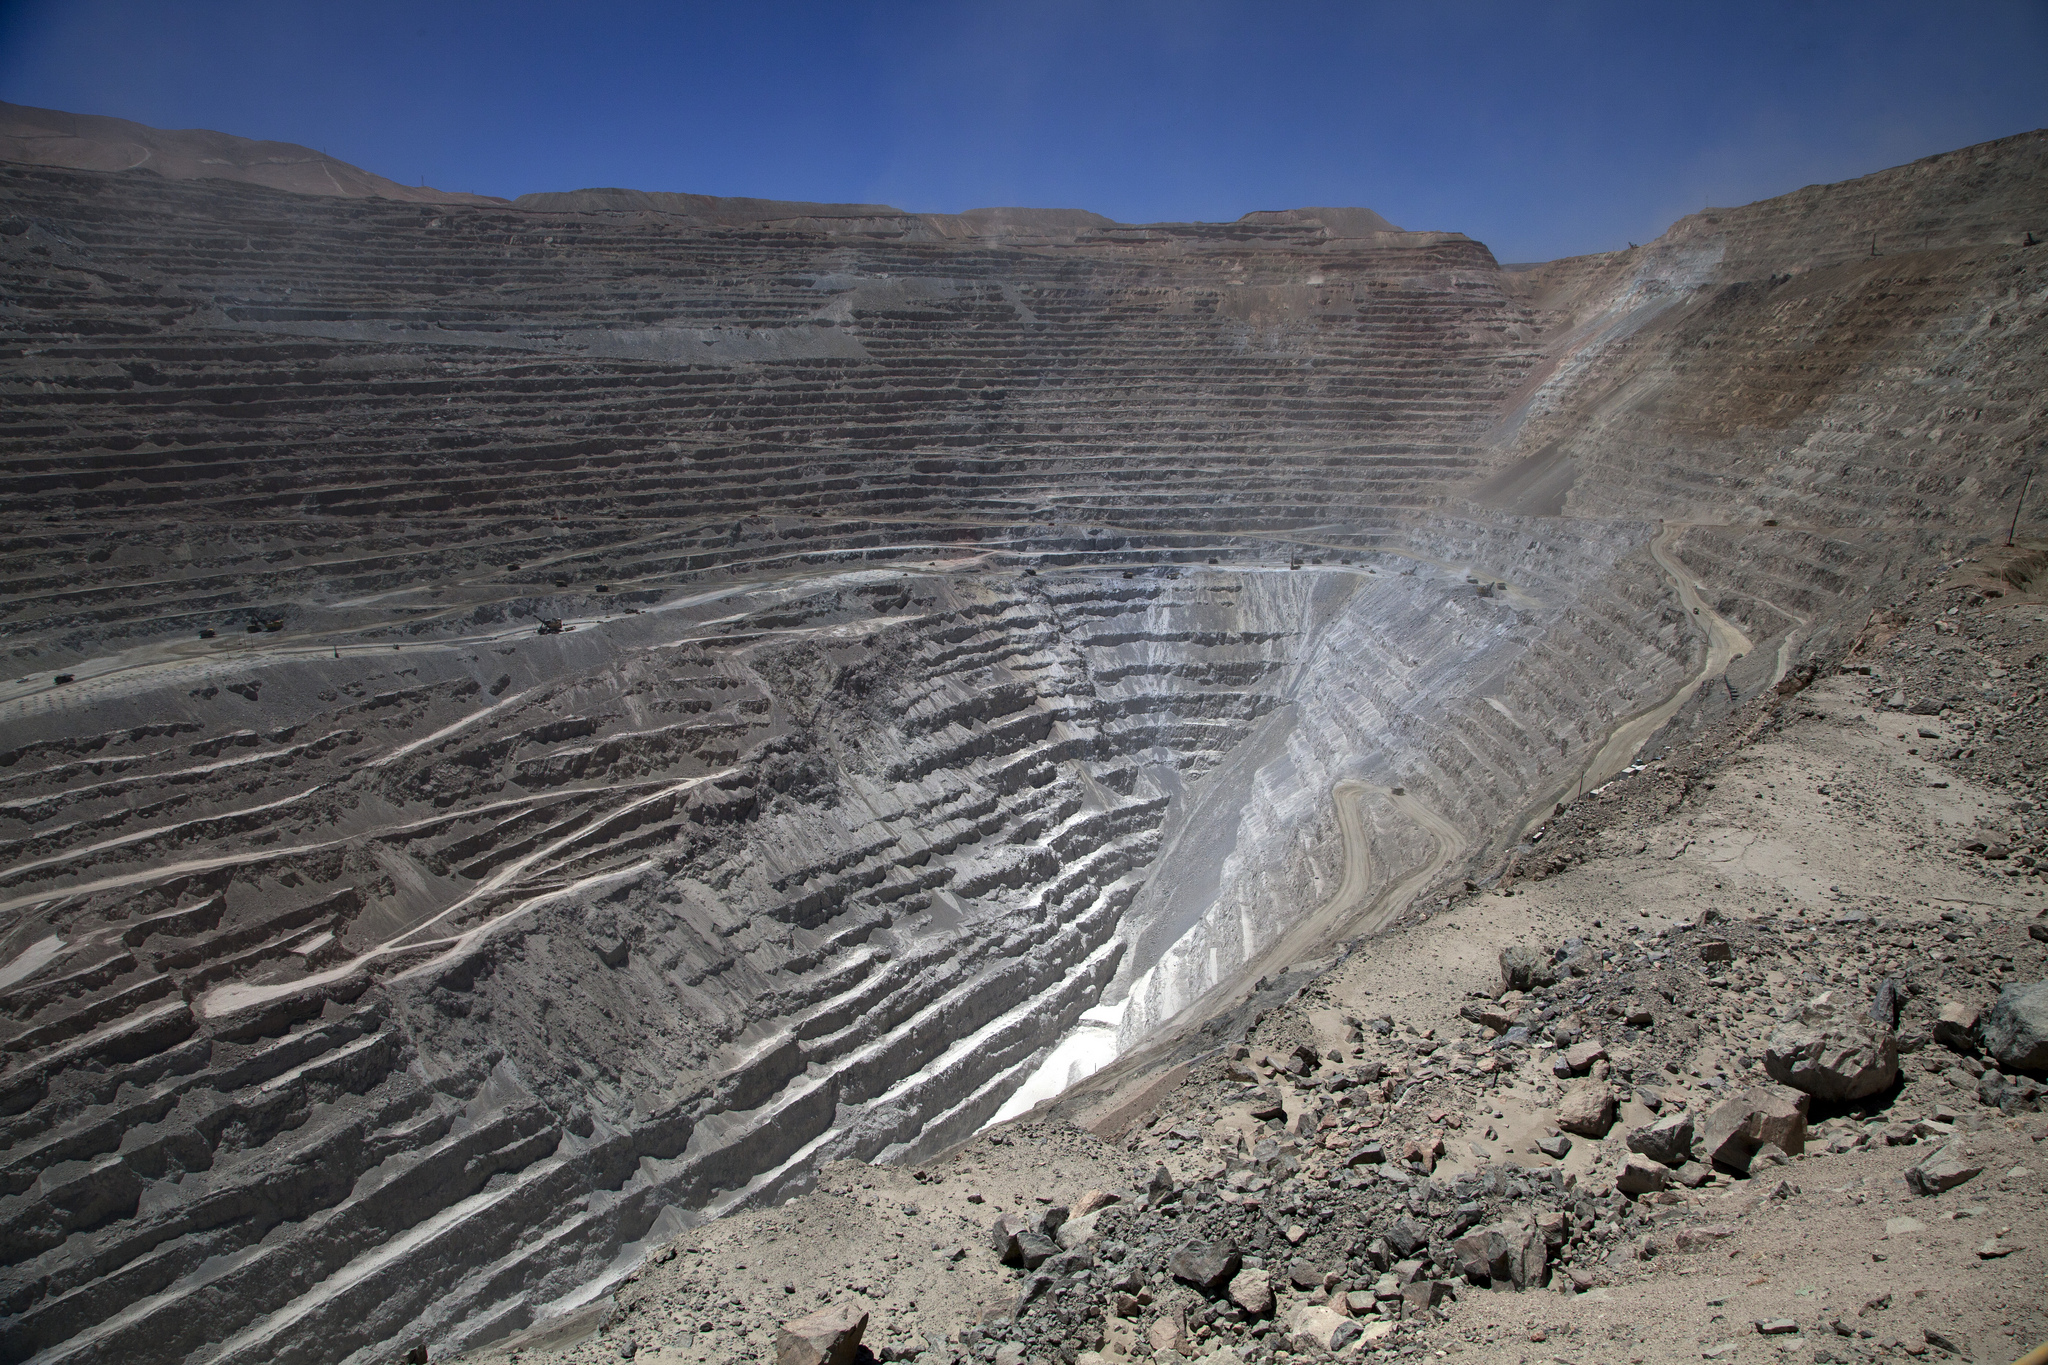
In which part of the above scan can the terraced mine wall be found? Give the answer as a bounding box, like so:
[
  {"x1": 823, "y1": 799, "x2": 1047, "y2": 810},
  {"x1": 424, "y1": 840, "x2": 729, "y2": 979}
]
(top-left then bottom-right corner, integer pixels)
[{"x1": 1, "y1": 128, "x2": 2043, "y2": 1363}]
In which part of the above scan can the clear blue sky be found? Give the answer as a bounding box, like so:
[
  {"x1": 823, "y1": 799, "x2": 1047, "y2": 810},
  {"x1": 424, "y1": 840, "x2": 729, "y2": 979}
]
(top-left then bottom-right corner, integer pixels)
[{"x1": 3, "y1": 1, "x2": 2043, "y2": 262}]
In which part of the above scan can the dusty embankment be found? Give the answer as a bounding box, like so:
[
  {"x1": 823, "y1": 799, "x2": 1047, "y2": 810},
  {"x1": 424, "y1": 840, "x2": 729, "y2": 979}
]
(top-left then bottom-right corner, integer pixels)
[{"x1": 485, "y1": 546, "x2": 2048, "y2": 1365}]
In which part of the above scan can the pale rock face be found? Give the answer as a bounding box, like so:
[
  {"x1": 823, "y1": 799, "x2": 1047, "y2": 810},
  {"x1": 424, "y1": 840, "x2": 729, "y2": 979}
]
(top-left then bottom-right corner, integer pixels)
[{"x1": 1054, "y1": 1213, "x2": 1101, "y2": 1250}]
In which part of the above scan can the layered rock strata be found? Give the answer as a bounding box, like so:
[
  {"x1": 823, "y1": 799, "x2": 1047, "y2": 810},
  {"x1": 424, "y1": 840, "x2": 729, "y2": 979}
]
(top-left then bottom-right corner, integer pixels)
[{"x1": 0, "y1": 122, "x2": 2042, "y2": 1364}]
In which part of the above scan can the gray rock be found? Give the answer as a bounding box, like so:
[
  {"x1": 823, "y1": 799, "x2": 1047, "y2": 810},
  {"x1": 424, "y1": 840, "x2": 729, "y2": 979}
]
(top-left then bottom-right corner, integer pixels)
[
  {"x1": 990, "y1": 1216, "x2": 1024, "y2": 1264},
  {"x1": 1626, "y1": 1111, "x2": 1694, "y2": 1166},
  {"x1": 1014, "y1": 1231, "x2": 1060, "y2": 1269},
  {"x1": 1765, "y1": 999, "x2": 1899, "y2": 1102},
  {"x1": 1452, "y1": 1228, "x2": 1512, "y2": 1285},
  {"x1": 1385, "y1": 1217, "x2": 1429, "y2": 1258},
  {"x1": 1868, "y1": 979, "x2": 1905, "y2": 1029},
  {"x1": 1167, "y1": 1241, "x2": 1241, "y2": 1295},
  {"x1": 1924, "y1": 1328, "x2": 1965, "y2": 1355},
  {"x1": 1536, "y1": 1132, "x2": 1572, "y2": 1159},
  {"x1": 1343, "y1": 1140, "x2": 1386, "y2": 1166},
  {"x1": 1980, "y1": 981, "x2": 2048, "y2": 1073},
  {"x1": 1979, "y1": 1069, "x2": 2046, "y2": 1114},
  {"x1": 1904, "y1": 1143, "x2": 1983, "y2": 1196},
  {"x1": 1286, "y1": 1258, "x2": 1327, "y2": 1291},
  {"x1": 1500, "y1": 945, "x2": 1557, "y2": 993},
  {"x1": 1451, "y1": 1219, "x2": 1545, "y2": 1289},
  {"x1": 1043, "y1": 1247, "x2": 1095, "y2": 1278}
]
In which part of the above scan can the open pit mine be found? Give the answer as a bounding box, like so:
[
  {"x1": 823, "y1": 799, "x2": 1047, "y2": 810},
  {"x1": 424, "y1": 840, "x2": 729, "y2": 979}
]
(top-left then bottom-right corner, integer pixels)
[{"x1": 1, "y1": 102, "x2": 2044, "y2": 1365}]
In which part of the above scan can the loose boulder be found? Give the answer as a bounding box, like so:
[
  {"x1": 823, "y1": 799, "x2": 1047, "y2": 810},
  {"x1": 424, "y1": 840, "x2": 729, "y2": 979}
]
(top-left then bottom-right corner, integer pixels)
[
  {"x1": 1168, "y1": 1241, "x2": 1242, "y2": 1295},
  {"x1": 1616, "y1": 1153, "x2": 1672, "y2": 1196},
  {"x1": 1451, "y1": 1219, "x2": 1545, "y2": 1289},
  {"x1": 990, "y1": 1216, "x2": 1023, "y2": 1264},
  {"x1": 1554, "y1": 1039, "x2": 1608, "y2": 1076},
  {"x1": 1702, "y1": 1084, "x2": 1808, "y2": 1172},
  {"x1": 1286, "y1": 1305, "x2": 1362, "y2": 1353},
  {"x1": 1764, "y1": 1000, "x2": 1898, "y2": 1102},
  {"x1": 1904, "y1": 1142, "x2": 1983, "y2": 1196},
  {"x1": 1072, "y1": 1188, "x2": 1122, "y2": 1217},
  {"x1": 1385, "y1": 1218, "x2": 1429, "y2": 1259},
  {"x1": 1932, "y1": 1002, "x2": 1980, "y2": 1054},
  {"x1": 1227, "y1": 1268, "x2": 1274, "y2": 1317},
  {"x1": 1500, "y1": 945, "x2": 1558, "y2": 993},
  {"x1": 1055, "y1": 1213, "x2": 1101, "y2": 1250},
  {"x1": 776, "y1": 1306, "x2": 868, "y2": 1365},
  {"x1": 1626, "y1": 1111, "x2": 1695, "y2": 1167},
  {"x1": 1014, "y1": 1231, "x2": 1059, "y2": 1269},
  {"x1": 1451, "y1": 1228, "x2": 1511, "y2": 1286},
  {"x1": 1556, "y1": 1084, "x2": 1618, "y2": 1138},
  {"x1": 1980, "y1": 981, "x2": 2048, "y2": 1073}
]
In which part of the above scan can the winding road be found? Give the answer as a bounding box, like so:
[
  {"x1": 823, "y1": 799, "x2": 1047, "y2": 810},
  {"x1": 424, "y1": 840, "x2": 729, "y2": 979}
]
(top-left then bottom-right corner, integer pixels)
[{"x1": 1518, "y1": 522, "x2": 1755, "y2": 838}]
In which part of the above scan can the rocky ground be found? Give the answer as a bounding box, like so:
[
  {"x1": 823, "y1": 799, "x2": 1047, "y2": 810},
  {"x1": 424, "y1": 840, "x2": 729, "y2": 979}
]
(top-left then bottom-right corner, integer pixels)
[{"x1": 465, "y1": 545, "x2": 2048, "y2": 1365}]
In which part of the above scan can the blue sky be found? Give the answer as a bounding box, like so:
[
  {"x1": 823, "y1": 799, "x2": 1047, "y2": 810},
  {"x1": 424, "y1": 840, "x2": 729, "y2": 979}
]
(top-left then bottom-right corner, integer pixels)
[{"x1": 2, "y1": 1, "x2": 2043, "y2": 262}]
